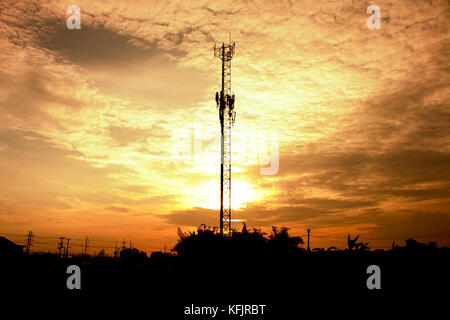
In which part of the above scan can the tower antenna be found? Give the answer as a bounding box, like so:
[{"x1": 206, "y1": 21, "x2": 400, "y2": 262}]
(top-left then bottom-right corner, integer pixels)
[{"x1": 214, "y1": 37, "x2": 236, "y2": 235}]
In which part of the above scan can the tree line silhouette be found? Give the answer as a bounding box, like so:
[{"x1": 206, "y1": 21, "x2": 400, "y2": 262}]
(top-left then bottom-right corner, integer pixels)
[
  {"x1": 1, "y1": 223, "x2": 448, "y2": 312},
  {"x1": 2, "y1": 223, "x2": 445, "y2": 262}
]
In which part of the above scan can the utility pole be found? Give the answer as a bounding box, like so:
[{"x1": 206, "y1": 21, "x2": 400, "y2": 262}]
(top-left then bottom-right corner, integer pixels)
[
  {"x1": 25, "y1": 231, "x2": 34, "y2": 254},
  {"x1": 65, "y1": 238, "x2": 71, "y2": 258},
  {"x1": 114, "y1": 241, "x2": 118, "y2": 259},
  {"x1": 58, "y1": 237, "x2": 66, "y2": 257},
  {"x1": 121, "y1": 239, "x2": 126, "y2": 250},
  {"x1": 307, "y1": 229, "x2": 311, "y2": 253},
  {"x1": 84, "y1": 236, "x2": 89, "y2": 256},
  {"x1": 214, "y1": 36, "x2": 236, "y2": 235}
]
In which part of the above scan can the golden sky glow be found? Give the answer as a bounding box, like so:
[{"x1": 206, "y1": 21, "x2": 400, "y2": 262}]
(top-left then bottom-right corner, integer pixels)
[{"x1": 0, "y1": 0, "x2": 449, "y2": 252}]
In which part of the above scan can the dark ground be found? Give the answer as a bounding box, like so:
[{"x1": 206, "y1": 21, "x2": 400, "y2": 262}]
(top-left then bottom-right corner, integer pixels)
[
  {"x1": 2, "y1": 248, "x2": 448, "y2": 317},
  {"x1": 1, "y1": 228, "x2": 448, "y2": 317}
]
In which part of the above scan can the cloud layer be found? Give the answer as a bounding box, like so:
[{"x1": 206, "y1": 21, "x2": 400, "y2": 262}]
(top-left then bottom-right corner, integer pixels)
[{"x1": 0, "y1": 0, "x2": 449, "y2": 251}]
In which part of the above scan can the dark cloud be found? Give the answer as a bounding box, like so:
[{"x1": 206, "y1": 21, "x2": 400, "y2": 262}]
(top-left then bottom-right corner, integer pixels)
[
  {"x1": 163, "y1": 207, "x2": 218, "y2": 227},
  {"x1": 0, "y1": 70, "x2": 81, "y2": 125},
  {"x1": 271, "y1": 148, "x2": 450, "y2": 204},
  {"x1": 267, "y1": 43, "x2": 450, "y2": 205},
  {"x1": 368, "y1": 210, "x2": 450, "y2": 242},
  {"x1": 106, "y1": 206, "x2": 130, "y2": 213},
  {"x1": 312, "y1": 209, "x2": 450, "y2": 242},
  {"x1": 286, "y1": 198, "x2": 379, "y2": 210},
  {"x1": 43, "y1": 26, "x2": 163, "y2": 67},
  {"x1": 237, "y1": 205, "x2": 330, "y2": 226},
  {"x1": 0, "y1": 0, "x2": 211, "y2": 108},
  {"x1": 164, "y1": 204, "x2": 329, "y2": 228},
  {"x1": 0, "y1": 0, "x2": 183, "y2": 66},
  {"x1": 0, "y1": 129, "x2": 132, "y2": 205}
]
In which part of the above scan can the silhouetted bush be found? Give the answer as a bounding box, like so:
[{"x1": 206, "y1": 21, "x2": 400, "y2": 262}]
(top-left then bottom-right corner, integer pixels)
[
  {"x1": 268, "y1": 226, "x2": 303, "y2": 255},
  {"x1": 172, "y1": 223, "x2": 304, "y2": 266},
  {"x1": 347, "y1": 234, "x2": 370, "y2": 251},
  {"x1": 119, "y1": 248, "x2": 148, "y2": 265}
]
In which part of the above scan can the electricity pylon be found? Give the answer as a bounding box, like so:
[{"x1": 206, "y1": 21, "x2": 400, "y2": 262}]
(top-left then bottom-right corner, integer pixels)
[{"x1": 25, "y1": 231, "x2": 34, "y2": 254}]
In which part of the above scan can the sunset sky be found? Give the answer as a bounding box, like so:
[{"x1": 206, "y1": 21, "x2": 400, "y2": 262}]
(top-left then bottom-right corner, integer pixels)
[{"x1": 0, "y1": 0, "x2": 449, "y2": 252}]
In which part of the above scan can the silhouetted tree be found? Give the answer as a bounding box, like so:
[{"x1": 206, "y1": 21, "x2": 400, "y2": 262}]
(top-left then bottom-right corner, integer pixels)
[
  {"x1": 172, "y1": 224, "x2": 223, "y2": 258},
  {"x1": 392, "y1": 241, "x2": 399, "y2": 250},
  {"x1": 347, "y1": 234, "x2": 369, "y2": 251},
  {"x1": 231, "y1": 223, "x2": 266, "y2": 243},
  {"x1": 405, "y1": 238, "x2": 426, "y2": 250},
  {"x1": 404, "y1": 238, "x2": 438, "y2": 251},
  {"x1": 172, "y1": 224, "x2": 303, "y2": 261},
  {"x1": 97, "y1": 249, "x2": 106, "y2": 257},
  {"x1": 427, "y1": 241, "x2": 438, "y2": 249},
  {"x1": 120, "y1": 248, "x2": 148, "y2": 265},
  {"x1": 268, "y1": 227, "x2": 303, "y2": 256},
  {"x1": 347, "y1": 234, "x2": 359, "y2": 250}
]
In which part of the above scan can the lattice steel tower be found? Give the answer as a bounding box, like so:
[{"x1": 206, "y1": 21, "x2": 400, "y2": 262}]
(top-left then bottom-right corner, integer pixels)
[{"x1": 214, "y1": 39, "x2": 236, "y2": 235}]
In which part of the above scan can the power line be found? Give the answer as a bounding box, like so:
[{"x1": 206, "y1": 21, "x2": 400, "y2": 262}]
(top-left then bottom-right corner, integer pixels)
[{"x1": 1, "y1": 231, "x2": 149, "y2": 255}]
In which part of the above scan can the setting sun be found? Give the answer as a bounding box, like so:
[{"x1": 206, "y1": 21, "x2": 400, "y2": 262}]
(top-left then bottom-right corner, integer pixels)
[{"x1": 193, "y1": 180, "x2": 258, "y2": 210}]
